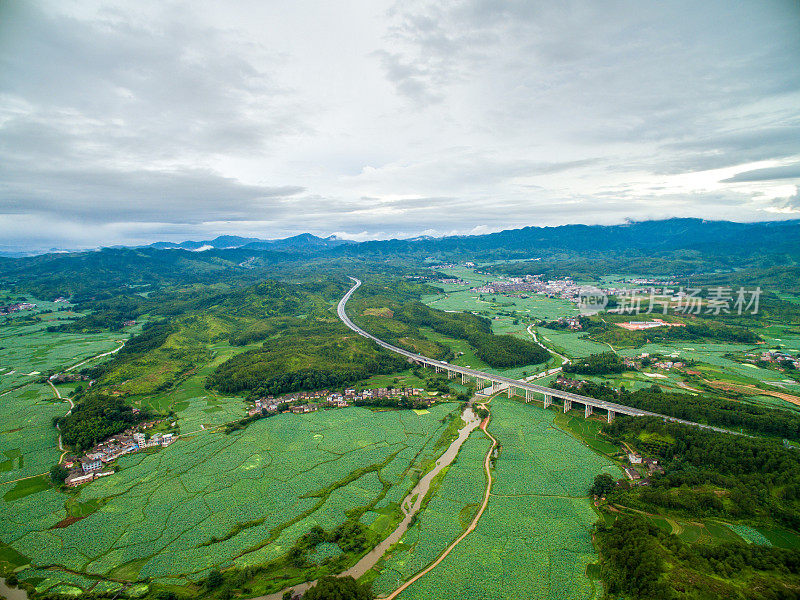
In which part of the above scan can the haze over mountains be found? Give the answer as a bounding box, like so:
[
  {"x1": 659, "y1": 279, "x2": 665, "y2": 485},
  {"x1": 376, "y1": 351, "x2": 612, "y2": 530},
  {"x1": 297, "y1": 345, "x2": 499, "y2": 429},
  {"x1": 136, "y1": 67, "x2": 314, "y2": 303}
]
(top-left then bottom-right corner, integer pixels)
[
  {"x1": 149, "y1": 233, "x2": 353, "y2": 252},
  {"x1": 2, "y1": 218, "x2": 799, "y2": 263}
]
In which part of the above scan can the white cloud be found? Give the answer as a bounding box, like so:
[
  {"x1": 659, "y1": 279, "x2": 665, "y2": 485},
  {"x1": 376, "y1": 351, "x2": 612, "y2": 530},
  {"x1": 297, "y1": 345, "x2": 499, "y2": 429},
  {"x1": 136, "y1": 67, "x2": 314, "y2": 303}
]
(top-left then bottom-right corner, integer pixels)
[{"x1": 0, "y1": 0, "x2": 799, "y2": 250}]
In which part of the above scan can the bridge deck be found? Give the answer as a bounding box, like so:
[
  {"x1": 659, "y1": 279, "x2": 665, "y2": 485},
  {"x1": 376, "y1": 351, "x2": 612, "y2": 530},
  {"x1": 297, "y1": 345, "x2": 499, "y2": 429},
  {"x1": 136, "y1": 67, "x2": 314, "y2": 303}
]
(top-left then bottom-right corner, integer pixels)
[{"x1": 338, "y1": 277, "x2": 741, "y2": 436}]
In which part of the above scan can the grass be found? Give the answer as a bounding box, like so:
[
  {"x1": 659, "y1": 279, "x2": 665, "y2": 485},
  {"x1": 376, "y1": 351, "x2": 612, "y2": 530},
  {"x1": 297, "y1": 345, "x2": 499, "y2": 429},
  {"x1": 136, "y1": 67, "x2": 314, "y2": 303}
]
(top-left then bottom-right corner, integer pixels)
[
  {"x1": 553, "y1": 413, "x2": 620, "y2": 456},
  {"x1": 3, "y1": 475, "x2": 51, "y2": 502}
]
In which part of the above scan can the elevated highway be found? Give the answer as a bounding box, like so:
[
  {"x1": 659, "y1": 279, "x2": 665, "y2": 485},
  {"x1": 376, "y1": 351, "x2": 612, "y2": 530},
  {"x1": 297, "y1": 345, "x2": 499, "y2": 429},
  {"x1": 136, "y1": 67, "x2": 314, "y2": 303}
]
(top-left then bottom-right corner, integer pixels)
[{"x1": 338, "y1": 277, "x2": 740, "y2": 435}]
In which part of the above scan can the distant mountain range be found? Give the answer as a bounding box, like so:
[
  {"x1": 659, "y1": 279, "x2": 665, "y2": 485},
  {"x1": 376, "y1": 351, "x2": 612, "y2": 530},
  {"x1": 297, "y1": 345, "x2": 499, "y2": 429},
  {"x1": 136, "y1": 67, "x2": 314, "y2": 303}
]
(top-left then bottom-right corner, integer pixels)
[
  {"x1": 2, "y1": 218, "x2": 799, "y2": 261},
  {"x1": 2, "y1": 218, "x2": 798, "y2": 298},
  {"x1": 148, "y1": 233, "x2": 353, "y2": 252}
]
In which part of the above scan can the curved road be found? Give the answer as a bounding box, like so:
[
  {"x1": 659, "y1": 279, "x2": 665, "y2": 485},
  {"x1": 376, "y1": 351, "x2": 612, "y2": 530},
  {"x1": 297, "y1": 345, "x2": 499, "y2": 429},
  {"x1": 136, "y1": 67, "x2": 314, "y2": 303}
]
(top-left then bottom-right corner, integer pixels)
[{"x1": 338, "y1": 277, "x2": 743, "y2": 436}]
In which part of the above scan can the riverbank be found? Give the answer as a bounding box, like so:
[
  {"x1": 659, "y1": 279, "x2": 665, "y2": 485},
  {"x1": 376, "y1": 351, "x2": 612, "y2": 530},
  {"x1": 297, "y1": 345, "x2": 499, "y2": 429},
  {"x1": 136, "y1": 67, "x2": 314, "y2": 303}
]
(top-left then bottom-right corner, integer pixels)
[{"x1": 257, "y1": 404, "x2": 482, "y2": 600}]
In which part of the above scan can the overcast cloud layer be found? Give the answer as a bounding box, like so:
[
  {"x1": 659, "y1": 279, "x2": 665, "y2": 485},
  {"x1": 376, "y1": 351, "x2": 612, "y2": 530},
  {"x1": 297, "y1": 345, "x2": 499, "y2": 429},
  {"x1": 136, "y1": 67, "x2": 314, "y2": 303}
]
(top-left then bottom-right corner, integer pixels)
[{"x1": 1, "y1": 0, "x2": 799, "y2": 251}]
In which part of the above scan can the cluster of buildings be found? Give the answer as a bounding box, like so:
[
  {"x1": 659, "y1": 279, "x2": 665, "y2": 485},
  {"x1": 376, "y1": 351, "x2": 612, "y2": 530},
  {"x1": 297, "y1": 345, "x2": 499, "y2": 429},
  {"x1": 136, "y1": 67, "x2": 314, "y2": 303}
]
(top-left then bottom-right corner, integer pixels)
[
  {"x1": 746, "y1": 350, "x2": 800, "y2": 370},
  {"x1": 625, "y1": 278, "x2": 680, "y2": 286},
  {"x1": 470, "y1": 274, "x2": 640, "y2": 306},
  {"x1": 248, "y1": 387, "x2": 427, "y2": 417},
  {"x1": 62, "y1": 421, "x2": 174, "y2": 487},
  {"x1": 49, "y1": 373, "x2": 89, "y2": 383},
  {"x1": 623, "y1": 451, "x2": 664, "y2": 482},
  {"x1": 651, "y1": 360, "x2": 685, "y2": 370},
  {"x1": 0, "y1": 301, "x2": 37, "y2": 315},
  {"x1": 434, "y1": 277, "x2": 469, "y2": 286},
  {"x1": 554, "y1": 375, "x2": 587, "y2": 390},
  {"x1": 428, "y1": 262, "x2": 475, "y2": 270},
  {"x1": 546, "y1": 316, "x2": 584, "y2": 330}
]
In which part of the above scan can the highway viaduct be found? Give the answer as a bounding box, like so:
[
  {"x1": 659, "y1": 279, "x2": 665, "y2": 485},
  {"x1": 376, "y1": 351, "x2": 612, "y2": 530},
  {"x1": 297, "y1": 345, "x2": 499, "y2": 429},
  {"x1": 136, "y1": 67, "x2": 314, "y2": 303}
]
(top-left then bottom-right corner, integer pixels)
[{"x1": 338, "y1": 277, "x2": 741, "y2": 435}]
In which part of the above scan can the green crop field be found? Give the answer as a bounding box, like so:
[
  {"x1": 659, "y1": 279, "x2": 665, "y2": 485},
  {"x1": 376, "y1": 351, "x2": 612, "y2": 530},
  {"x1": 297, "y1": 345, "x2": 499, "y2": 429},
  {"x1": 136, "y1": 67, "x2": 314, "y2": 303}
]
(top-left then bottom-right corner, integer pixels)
[
  {"x1": 0, "y1": 403, "x2": 460, "y2": 595},
  {"x1": 371, "y1": 432, "x2": 493, "y2": 596},
  {"x1": 536, "y1": 328, "x2": 611, "y2": 358},
  {"x1": 553, "y1": 413, "x2": 620, "y2": 456},
  {"x1": 0, "y1": 299, "x2": 125, "y2": 393},
  {"x1": 0, "y1": 384, "x2": 66, "y2": 484},
  {"x1": 381, "y1": 397, "x2": 618, "y2": 600}
]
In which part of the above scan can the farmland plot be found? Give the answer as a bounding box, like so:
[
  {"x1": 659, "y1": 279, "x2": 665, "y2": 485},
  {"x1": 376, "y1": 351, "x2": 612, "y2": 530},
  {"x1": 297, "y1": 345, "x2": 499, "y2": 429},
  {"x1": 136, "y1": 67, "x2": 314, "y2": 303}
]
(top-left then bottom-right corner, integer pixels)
[
  {"x1": 372, "y1": 432, "x2": 492, "y2": 596},
  {"x1": 0, "y1": 404, "x2": 459, "y2": 592},
  {"x1": 388, "y1": 398, "x2": 616, "y2": 600},
  {"x1": 0, "y1": 384, "x2": 65, "y2": 483},
  {"x1": 0, "y1": 324, "x2": 123, "y2": 392}
]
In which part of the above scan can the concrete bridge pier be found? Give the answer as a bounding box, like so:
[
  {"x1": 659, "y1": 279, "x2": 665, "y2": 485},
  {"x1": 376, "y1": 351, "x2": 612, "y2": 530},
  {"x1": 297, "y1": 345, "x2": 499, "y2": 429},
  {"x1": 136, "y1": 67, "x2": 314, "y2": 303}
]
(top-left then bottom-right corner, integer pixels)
[
  {"x1": 564, "y1": 399, "x2": 572, "y2": 413},
  {"x1": 525, "y1": 389, "x2": 534, "y2": 403},
  {"x1": 507, "y1": 386, "x2": 515, "y2": 398},
  {"x1": 462, "y1": 373, "x2": 470, "y2": 385},
  {"x1": 435, "y1": 365, "x2": 443, "y2": 373},
  {"x1": 543, "y1": 394, "x2": 552, "y2": 408},
  {"x1": 585, "y1": 404, "x2": 593, "y2": 419},
  {"x1": 607, "y1": 410, "x2": 615, "y2": 423},
  {"x1": 447, "y1": 369, "x2": 457, "y2": 379}
]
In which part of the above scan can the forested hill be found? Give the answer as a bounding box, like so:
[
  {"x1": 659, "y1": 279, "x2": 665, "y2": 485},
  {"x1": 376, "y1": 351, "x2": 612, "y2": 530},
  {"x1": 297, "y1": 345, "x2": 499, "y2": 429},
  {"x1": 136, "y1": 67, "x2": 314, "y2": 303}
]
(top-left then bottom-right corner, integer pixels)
[
  {"x1": 332, "y1": 217, "x2": 800, "y2": 259},
  {"x1": 2, "y1": 218, "x2": 799, "y2": 299}
]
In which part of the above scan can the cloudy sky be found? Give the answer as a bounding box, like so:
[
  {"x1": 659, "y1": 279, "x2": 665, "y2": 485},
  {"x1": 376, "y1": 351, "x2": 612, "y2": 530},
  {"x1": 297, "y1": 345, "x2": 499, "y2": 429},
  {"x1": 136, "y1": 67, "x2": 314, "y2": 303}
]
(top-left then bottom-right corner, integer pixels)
[{"x1": 1, "y1": 0, "x2": 799, "y2": 251}]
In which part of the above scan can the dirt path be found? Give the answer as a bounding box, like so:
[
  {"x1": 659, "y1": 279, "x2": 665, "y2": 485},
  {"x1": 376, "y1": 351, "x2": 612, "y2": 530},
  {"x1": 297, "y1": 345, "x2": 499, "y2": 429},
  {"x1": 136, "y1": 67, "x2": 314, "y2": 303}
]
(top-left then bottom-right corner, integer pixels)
[
  {"x1": 381, "y1": 405, "x2": 498, "y2": 600},
  {"x1": 48, "y1": 380, "x2": 74, "y2": 458},
  {"x1": 677, "y1": 381, "x2": 702, "y2": 393},
  {"x1": 526, "y1": 324, "x2": 569, "y2": 364},
  {"x1": 65, "y1": 340, "x2": 125, "y2": 372},
  {"x1": 1, "y1": 471, "x2": 49, "y2": 485}
]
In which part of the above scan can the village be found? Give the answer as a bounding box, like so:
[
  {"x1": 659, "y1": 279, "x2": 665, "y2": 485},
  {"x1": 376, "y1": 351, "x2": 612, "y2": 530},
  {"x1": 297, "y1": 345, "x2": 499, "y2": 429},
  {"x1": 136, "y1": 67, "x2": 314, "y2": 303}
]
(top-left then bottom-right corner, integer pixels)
[
  {"x1": 61, "y1": 385, "x2": 434, "y2": 488},
  {"x1": 247, "y1": 386, "x2": 430, "y2": 416},
  {"x1": 743, "y1": 349, "x2": 800, "y2": 371},
  {"x1": 0, "y1": 301, "x2": 37, "y2": 315},
  {"x1": 60, "y1": 418, "x2": 174, "y2": 487}
]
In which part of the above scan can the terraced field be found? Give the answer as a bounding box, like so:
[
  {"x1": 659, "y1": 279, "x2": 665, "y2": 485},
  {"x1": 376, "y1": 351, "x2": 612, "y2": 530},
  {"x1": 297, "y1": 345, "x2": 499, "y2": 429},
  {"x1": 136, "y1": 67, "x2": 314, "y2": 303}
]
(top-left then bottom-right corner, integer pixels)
[
  {"x1": 0, "y1": 404, "x2": 460, "y2": 596},
  {"x1": 377, "y1": 397, "x2": 619, "y2": 600}
]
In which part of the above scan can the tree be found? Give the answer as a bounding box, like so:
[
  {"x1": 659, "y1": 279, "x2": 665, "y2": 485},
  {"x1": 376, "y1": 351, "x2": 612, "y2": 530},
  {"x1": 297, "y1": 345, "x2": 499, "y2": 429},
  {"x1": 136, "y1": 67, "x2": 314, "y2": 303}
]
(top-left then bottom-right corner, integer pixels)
[
  {"x1": 50, "y1": 464, "x2": 69, "y2": 484},
  {"x1": 590, "y1": 473, "x2": 615, "y2": 497},
  {"x1": 206, "y1": 568, "x2": 223, "y2": 589},
  {"x1": 303, "y1": 576, "x2": 373, "y2": 600}
]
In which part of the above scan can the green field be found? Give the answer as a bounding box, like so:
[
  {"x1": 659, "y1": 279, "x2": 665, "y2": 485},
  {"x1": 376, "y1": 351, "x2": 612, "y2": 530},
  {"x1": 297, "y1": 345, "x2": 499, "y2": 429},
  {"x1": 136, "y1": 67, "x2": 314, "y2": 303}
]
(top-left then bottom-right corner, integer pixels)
[
  {"x1": 536, "y1": 328, "x2": 611, "y2": 358},
  {"x1": 378, "y1": 397, "x2": 618, "y2": 600},
  {"x1": 0, "y1": 384, "x2": 65, "y2": 484},
  {"x1": 0, "y1": 297, "x2": 126, "y2": 393},
  {"x1": 371, "y1": 432, "x2": 492, "y2": 595},
  {"x1": 0, "y1": 404, "x2": 461, "y2": 594},
  {"x1": 0, "y1": 328, "x2": 124, "y2": 393}
]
